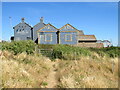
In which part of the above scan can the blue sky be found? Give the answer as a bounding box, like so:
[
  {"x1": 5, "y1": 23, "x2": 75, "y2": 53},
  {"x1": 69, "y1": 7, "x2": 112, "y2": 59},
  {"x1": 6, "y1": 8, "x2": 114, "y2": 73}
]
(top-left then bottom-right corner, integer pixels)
[{"x1": 2, "y1": 2, "x2": 118, "y2": 46}]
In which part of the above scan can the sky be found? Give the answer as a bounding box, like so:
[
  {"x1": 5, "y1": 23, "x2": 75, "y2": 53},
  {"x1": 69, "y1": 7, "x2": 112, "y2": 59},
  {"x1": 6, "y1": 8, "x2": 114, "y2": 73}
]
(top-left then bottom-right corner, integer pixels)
[{"x1": 2, "y1": 2, "x2": 118, "y2": 46}]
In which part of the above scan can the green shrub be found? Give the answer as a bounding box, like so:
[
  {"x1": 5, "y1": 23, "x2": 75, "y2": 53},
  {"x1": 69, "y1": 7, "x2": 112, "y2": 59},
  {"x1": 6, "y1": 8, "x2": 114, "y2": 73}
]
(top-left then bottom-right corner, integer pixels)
[
  {"x1": 1, "y1": 40, "x2": 36, "y2": 54},
  {"x1": 89, "y1": 47, "x2": 120, "y2": 58},
  {"x1": 38, "y1": 44, "x2": 54, "y2": 49},
  {"x1": 52, "y1": 44, "x2": 91, "y2": 60}
]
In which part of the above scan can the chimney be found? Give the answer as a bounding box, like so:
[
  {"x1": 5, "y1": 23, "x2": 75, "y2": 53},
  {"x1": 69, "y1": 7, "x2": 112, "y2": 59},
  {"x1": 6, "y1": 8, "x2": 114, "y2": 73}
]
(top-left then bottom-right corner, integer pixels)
[
  {"x1": 21, "y1": 18, "x2": 25, "y2": 23},
  {"x1": 40, "y1": 17, "x2": 44, "y2": 23}
]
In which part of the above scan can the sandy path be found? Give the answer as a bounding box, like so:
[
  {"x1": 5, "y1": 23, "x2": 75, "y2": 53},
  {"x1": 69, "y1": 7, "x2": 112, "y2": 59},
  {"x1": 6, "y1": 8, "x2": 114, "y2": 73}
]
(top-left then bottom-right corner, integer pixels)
[{"x1": 46, "y1": 60, "x2": 59, "y2": 88}]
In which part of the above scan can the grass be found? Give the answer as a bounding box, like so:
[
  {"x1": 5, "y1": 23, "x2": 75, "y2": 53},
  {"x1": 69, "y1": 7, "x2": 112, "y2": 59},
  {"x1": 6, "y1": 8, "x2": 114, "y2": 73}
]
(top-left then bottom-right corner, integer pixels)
[
  {"x1": 1, "y1": 41, "x2": 119, "y2": 59},
  {"x1": 0, "y1": 41, "x2": 119, "y2": 88},
  {"x1": 1, "y1": 50, "x2": 51, "y2": 88},
  {"x1": 57, "y1": 58, "x2": 118, "y2": 88},
  {"x1": 1, "y1": 50, "x2": 119, "y2": 88}
]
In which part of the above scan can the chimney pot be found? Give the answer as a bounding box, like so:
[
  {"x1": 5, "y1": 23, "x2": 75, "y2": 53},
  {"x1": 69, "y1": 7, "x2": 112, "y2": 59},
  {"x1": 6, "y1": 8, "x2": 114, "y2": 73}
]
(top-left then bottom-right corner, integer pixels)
[
  {"x1": 40, "y1": 17, "x2": 44, "y2": 23},
  {"x1": 21, "y1": 18, "x2": 25, "y2": 23}
]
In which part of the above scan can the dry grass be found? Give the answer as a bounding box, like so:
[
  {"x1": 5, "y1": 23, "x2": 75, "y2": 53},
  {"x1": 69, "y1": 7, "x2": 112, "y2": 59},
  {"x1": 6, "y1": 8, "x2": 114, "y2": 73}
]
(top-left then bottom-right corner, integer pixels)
[
  {"x1": 1, "y1": 50, "x2": 51, "y2": 88},
  {"x1": 57, "y1": 57, "x2": 118, "y2": 88},
  {"x1": 1, "y1": 50, "x2": 119, "y2": 88}
]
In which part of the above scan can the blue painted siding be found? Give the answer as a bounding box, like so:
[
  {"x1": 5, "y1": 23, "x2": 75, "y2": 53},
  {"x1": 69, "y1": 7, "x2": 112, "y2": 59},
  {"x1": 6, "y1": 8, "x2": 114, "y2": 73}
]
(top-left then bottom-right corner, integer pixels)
[
  {"x1": 33, "y1": 23, "x2": 45, "y2": 42},
  {"x1": 14, "y1": 23, "x2": 32, "y2": 41},
  {"x1": 40, "y1": 25, "x2": 57, "y2": 32},
  {"x1": 59, "y1": 24, "x2": 78, "y2": 45},
  {"x1": 38, "y1": 32, "x2": 57, "y2": 44},
  {"x1": 60, "y1": 32, "x2": 77, "y2": 45}
]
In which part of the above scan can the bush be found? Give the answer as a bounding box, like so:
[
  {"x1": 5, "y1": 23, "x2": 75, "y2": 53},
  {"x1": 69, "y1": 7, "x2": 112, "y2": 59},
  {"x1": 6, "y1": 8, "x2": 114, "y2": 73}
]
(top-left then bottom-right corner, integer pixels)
[
  {"x1": 89, "y1": 47, "x2": 120, "y2": 58},
  {"x1": 1, "y1": 40, "x2": 36, "y2": 54},
  {"x1": 52, "y1": 44, "x2": 91, "y2": 60}
]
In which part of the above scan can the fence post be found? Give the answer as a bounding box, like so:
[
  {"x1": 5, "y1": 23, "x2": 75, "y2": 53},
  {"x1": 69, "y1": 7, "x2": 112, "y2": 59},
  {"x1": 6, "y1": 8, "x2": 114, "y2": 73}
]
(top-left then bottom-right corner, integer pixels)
[
  {"x1": 35, "y1": 45, "x2": 37, "y2": 55},
  {"x1": 112, "y1": 60, "x2": 115, "y2": 74}
]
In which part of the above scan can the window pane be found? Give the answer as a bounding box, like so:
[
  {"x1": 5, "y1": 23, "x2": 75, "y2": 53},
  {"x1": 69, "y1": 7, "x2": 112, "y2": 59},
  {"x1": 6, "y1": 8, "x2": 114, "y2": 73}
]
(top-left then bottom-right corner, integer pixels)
[
  {"x1": 65, "y1": 34, "x2": 72, "y2": 41},
  {"x1": 46, "y1": 34, "x2": 52, "y2": 41}
]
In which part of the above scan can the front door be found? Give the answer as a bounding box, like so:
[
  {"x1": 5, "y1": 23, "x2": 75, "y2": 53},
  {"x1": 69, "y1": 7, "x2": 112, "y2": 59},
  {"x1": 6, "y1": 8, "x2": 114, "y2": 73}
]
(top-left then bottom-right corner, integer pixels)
[{"x1": 40, "y1": 34, "x2": 44, "y2": 44}]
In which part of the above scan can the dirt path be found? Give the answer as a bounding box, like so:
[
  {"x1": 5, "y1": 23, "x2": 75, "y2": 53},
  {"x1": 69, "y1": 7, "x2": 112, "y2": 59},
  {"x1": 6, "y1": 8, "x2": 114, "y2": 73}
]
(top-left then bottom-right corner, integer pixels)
[{"x1": 45, "y1": 60, "x2": 59, "y2": 88}]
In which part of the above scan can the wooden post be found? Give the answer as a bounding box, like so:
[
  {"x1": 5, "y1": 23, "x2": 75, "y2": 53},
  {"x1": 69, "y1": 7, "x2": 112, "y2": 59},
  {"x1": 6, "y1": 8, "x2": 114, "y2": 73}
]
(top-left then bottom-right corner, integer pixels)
[{"x1": 112, "y1": 60, "x2": 115, "y2": 74}]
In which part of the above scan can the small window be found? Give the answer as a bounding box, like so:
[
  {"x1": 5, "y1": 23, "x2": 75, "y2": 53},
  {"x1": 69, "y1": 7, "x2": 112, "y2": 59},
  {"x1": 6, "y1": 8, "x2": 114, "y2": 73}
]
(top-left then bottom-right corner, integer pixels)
[
  {"x1": 47, "y1": 26, "x2": 50, "y2": 29},
  {"x1": 40, "y1": 32, "x2": 44, "y2": 35},
  {"x1": 66, "y1": 26, "x2": 68, "y2": 29},
  {"x1": 16, "y1": 29, "x2": 19, "y2": 32},
  {"x1": 65, "y1": 34, "x2": 72, "y2": 41},
  {"x1": 27, "y1": 37, "x2": 31, "y2": 40},
  {"x1": 45, "y1": 34, "x2": 52, "y2": 42}
]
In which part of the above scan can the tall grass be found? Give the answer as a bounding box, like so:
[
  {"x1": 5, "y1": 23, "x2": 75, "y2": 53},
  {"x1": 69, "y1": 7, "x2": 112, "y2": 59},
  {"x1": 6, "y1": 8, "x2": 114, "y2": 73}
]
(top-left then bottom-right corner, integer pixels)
[{"x1": 1, "y1": 50, "x2": 51, "y2": 88}]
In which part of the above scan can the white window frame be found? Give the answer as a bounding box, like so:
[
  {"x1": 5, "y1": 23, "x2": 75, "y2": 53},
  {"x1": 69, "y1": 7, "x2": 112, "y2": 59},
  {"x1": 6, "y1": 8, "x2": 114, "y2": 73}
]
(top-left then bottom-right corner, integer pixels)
[
  {"x1": 45, "y1": 34, "x2": 52, "y2": 42},
  {"x1": 65, "y1": 34, "x2": 72, "y2": 42}
]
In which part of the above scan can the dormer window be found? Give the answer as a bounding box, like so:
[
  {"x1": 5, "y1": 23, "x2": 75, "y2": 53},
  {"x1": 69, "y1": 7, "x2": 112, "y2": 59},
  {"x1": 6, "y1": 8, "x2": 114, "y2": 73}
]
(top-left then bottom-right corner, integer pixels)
[
  {"x1": 65, "y1": 25, "x2": 69, "y2": 29},
  {"x1": 47, "y1": 26, "x2": 50, "y2": 29}
]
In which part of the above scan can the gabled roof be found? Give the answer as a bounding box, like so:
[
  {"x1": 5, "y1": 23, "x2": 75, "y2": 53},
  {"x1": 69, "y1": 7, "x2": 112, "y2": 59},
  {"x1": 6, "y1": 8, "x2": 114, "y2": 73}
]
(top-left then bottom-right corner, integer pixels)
[
  {"x1": 59, "y1": 23, "x2": 80, "y2": 32},
  {"x1": 13, "y1": 22, "x2": 32, "y2": 29},
  {"x1": 37, "y1": 23, "x2": 58, "y2": 32},
  {"x1": 33, "y1": 22, "x2": 46, "y2": 28},
  {"x1": 77, "y1": 30, "x2": 84, "y2": 35},
  {"x1": 78, "y1": 35, "x2": 96, "y2": 41}
]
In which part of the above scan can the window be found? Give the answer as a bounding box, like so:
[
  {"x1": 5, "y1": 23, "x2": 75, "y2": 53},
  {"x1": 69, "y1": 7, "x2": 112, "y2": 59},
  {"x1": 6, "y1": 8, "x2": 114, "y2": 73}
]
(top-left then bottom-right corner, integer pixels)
[
  {"x1": 45, "y1": 34, "x2": 52, "y2": 42},
  {"x1": 27, "y1": 37, "x2": 31, "y2": 40},
  {"x1": 16, "y1": 29, "x2": 19, "y2": 32},
  {"x1": 66, "y1": 25, "x2": 68, "y2": 29},
  {"x1": 40, "y1": 32, "x2": 44, "y2": 35},
  {"x1": 47, "y1": 26, "x2": 50, "y2": 29},
  {"x1": 65, "y1": 34, "x2": 72, "y2": 41}
]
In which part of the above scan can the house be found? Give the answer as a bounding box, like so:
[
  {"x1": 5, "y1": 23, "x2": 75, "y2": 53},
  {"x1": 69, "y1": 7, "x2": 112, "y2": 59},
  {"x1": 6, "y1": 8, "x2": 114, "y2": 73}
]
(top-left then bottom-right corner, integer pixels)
[
  {"x1": 33, "y1": 17, "x2": 46, "y2": 43},
  {"x1": 13, "y1": 18, "x2": 33, "y2": 41},
  {"x1": 37, "y1": 23, "x2": 58, "y2": 44},
  {"x1": 12, "y1": 17, "x2": 104, "y2": 48}
]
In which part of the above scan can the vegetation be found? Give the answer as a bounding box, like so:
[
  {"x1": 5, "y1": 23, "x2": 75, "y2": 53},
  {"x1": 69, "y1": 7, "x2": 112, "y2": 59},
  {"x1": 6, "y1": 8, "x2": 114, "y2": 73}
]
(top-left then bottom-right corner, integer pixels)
[
  {"x1": 89, "y1": 47, "x2": 120, "y2": 58},
  {"x1": 1, "y1": 50, "x2": 50, "y2": 88},
  {"x1": 1, "y1": 50, "x2": 119, "y2": 88},
  {"x1": 52, "y1": 44, "x2": 91, "y2": 60},
  {"x1": 0, "y1": 40, "x2": 36, "y2": 55},
  {"x1": 0, "y1": 41, "x2": 119, "y2": 59},
  {"x1": 57, "y1": 58, "x2": 118, "y2": 88}
]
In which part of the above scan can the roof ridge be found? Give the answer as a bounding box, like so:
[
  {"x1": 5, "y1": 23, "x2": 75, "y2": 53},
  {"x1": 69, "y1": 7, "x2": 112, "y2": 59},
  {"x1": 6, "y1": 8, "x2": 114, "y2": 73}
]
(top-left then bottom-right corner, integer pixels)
[
  {"x1": 59, "y1": 23, "x2": 79, "y2": 32},
  {"x1": 37, "y1": 23, "x2": 58, "y2": 32},
  {"x1": 33, "y1": 22, "x2": 46, "y2": 27}
]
